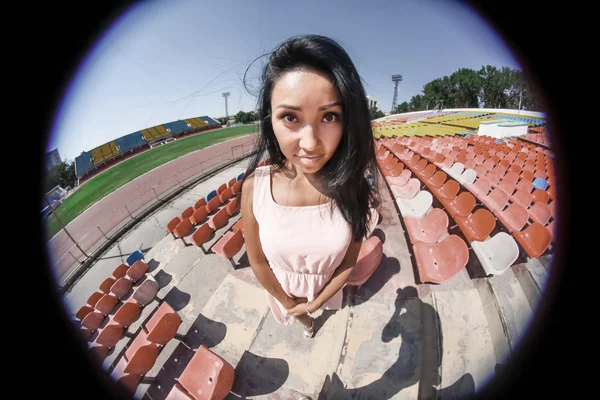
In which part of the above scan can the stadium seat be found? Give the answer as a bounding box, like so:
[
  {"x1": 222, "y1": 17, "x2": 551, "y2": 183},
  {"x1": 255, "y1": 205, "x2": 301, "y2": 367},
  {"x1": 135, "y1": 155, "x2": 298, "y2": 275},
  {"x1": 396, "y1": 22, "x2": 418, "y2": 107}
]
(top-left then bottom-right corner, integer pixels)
[
  {"x1": 126, "y1": 250, "x2": 144, "y2": 266},
  {"x1": 494, "y1": 203, "x2": 529, "y2": 233},
  {"x1": 454, "y1": 208, "x2": 496, "y2": 243},
  {"x1": 426, "y1": 170, "x2": 447, "y2": 188},
  {"x1": 181, "y1": 207, "x2": 194, "y2": 220},
  {"x1": 346, "y1": 236, "x2": 383, "y2": 286},
  {"x1": 480, "y1": 188, "x2": 510, "y2": 212},
  {"x1": 189, "y1": 223, "x2": 214, "y2": 253},
  {"x1": 457, "y1": 169, "x2": 477, "y2": 185},
  {"x1": 190, "y1": 207, "x2": 209, "y2": 225},
  {"x1": 225, "y1": 197, "x2": 240, "y2": 216},
  {"x1": 404, "y1": 208, "x2": 448, "y2": 244},
  {"x1": 386, "y1": 169, "x2": 411, "y2": 186},
  {"x1": 413, "y1": 235, "x2": 469, "y2": 284},
  {"x1": 193, "y1": 198, "x2": 207, "y2": 210},
  {"x1": 167, "y1": 217, "x2": 182, "y2": 235},
  {"x1": 132, "y1": 279, "x2": 160, "y2": 306},
  {"x1": 472, "y1": 232, "x2": 520, "y2": 276},
  {"x1": 208, "y1": 207, "x2": 229, "y2": 231},
  {"x1": 513, "y1": 222, "x2": 552, "y2": 259},
  {"x1": 175, "y1": 345, "x2": 235, "y2": 400},
  {"x1": 396, "y1": 190, "x2": 432, "y2": 218},
  {"x1": 446, "y1": 192, "x2": 476, "y2": 218},
  {"x1": 127, "y1": 260, "x2": 149, "y2": 282},
  {"x1": 219, "y1": 187, "x2": 233, "y2": 203},
  {"x1": 206, "y1": 190, "x2": 218, "y2": 202},
  {"x1": 390, "y1": 179, "x2": 420, "y2": 199},
  {"x1": 212, "y1": 229, "x2": 245, "y2": 268},
  {"x1": 145, "y1": 301, "x2": 183, "y2": 345}
]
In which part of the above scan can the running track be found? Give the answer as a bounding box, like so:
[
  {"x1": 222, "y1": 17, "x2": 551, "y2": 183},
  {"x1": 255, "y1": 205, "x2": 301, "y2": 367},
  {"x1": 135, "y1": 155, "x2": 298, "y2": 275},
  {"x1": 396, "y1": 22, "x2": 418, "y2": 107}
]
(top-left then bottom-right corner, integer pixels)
[{"x1": 48, "y1": 134, "x2": 257, "y2": 279}]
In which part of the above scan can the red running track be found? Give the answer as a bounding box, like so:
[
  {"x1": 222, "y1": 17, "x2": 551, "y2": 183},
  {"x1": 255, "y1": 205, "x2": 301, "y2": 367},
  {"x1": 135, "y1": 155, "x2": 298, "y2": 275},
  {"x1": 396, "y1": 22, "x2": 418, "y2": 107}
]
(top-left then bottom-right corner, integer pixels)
[{"x1": 48, "y1": 134, "x2": 257, "y2": 280}]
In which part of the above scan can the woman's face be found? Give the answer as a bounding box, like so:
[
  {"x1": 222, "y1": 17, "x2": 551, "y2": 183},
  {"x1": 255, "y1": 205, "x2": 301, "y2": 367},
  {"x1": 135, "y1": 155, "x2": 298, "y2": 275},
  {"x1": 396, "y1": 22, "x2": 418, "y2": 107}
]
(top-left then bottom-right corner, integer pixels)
[{"x1": 270, "y1": 68, "x2": 343, "y2": 175}]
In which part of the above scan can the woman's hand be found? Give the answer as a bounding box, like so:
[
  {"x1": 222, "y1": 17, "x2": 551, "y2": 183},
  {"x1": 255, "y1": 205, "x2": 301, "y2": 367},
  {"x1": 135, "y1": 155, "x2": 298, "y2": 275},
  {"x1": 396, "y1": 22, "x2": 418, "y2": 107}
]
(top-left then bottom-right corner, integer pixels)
[
  {"x1": 285, "y1": 302, "x2": 310, "y2": 317},
  {"x1": 283, "y1": 296, "x2": 308, "y2": 310}
]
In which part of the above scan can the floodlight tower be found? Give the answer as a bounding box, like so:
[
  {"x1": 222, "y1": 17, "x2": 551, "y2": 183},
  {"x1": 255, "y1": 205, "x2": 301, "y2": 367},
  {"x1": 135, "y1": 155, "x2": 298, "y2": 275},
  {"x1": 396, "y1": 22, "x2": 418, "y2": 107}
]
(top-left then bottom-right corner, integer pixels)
[
  {"x1": 391, "y1": 74, "x2": 403, "y2": 113},
  {"x1": 222, "y1": 92, "x2": 230, "y2": 118}
]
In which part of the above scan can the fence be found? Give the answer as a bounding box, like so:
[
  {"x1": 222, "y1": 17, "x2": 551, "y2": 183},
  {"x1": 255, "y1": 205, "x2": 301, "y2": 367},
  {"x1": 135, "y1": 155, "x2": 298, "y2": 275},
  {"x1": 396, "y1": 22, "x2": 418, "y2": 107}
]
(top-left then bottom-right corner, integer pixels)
[{"x1": 49, "y1": 140, "x2": 257, "y2": 291}]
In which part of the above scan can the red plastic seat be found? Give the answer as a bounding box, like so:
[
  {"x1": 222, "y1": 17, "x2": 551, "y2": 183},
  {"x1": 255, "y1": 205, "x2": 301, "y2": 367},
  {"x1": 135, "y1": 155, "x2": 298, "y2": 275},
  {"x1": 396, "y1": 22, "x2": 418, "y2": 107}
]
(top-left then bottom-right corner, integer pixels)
[
  {"x1": 75, "y1": 305, "x2": 95, "y2": 321},
  {"x1": 455, "y1": 208, "x2": 496, "y2": 242},
  {"x1": 176, "y1": 345, "x2": 235, "y2": 400},
  {"x1": 95, "y1": 293, "x2": 119, "y2": 315},
  {"x1": 112, "y1": 264, "x2": 129, "y2": 280},
  {"x1": 413, "y1": 235, "x2": 469, "y2": 284},
  {"x1": 404, "y1": 208, "x2": 448, "y2": 244},
  {"x1": 95, "y1": 318, "x2": 124, "y2": 348},
  {"x1": 228, "y1": 178, "x2": 237, "y2": 188},
  {"x1": 510, "y1": 189, "x2": 533, "y2": 208},
  {"x1": 446, "y1": 192, "x2": 476, "y2": 218},
  {"x1": 494, "y1": 202, "x2": 529, "y2": 233},
  {"x1": 81, "y1": 310, "x2": 105, "y2": 331},
  {"x1": 419, "y1": 164, "x2": 436, "y2": 180},
  {"x1": 167, "y1": 217, "x2": 181, "y2": 234},
  {"x1": 190, "y1": 207, "x2": 209, "y2": 225},
  {"x1": 110, "y1": 277, "x2": 133, "y2": 299},
  {"x1": 99, "y1": 277, "x2": 116, "y2": 294},
  {"x1": 127, "y1": 260, "x2": 149, "y2": 282},
  {"x1": 219, "y1": 188, "x2": 233, "y2": 203},
  {"x1": 434, "y1": 179, "x2": 460, "y2": 200},
  {"x1": 231, "y1": 218, "x2": 244, "y2": 233},
  {"x1": 212, "y1": 229, "x2": 245, "y2": 267},
  {"x1": 145, "y1": 301, "x2": 182, "y2": 346},
  {"x1": 165, "y1": 383, "x2": 195, "y2": 400},
  {"x1": 194, "y1": 198, "x2": 207, "y2": 210},
  {"x1": 208, "y1": 207, "x2": 229, "y2": 230},
  {"x1": 132, "y1": 279, "x2": 160, "y2": 306},
  {"x1": 513, "y1": 222, "x2": 552, "y2": 258},
  {"x1": 123, "y1": 328, "x2": 159, "y2": 376},
  {"x1": 528, "y1": 202, "x2": 552, "y2": 225},
  {"x1": 346, "y1": 236, "x2": 383, "y2": 286},
  {"x1": 480, "y1": 188, "x2": 510, "y2": 212},
  {"x1": 216, "y1": 183, "x2": 227, "y2": 195},
  {"x1": 386, "y1": 169, "x2": 411, "y2": 186},
  {"x1": 113, "y1": 297, "x2": 142, "y2": 327},
  {"x1": 181, "y1": 207, "x2": 194, "y2": 220},
  {"x1": 427, "y1": 170, "x2": 447, "y2": 188},
  {"x1": 231, "y1": 180, "x2": 242, "y2": 195},
  {"x1": 174, "y1": 218, "x2": 193, "y2": 239},
  {"x1": 225, "y1": 197, "x2": 240, "y2": 216},
  {"x1": 205, "y1": 196, "x2": 221, "y2": 214},
  {"x1": 532, "y1": 189, "x2": 549, "y2": 204},
  {"x1": 189, "y1": 223, "x2": 214, "y2": 252},
  {"x1": 87, "y1": 291, "x2": 104, "y2": 308}
]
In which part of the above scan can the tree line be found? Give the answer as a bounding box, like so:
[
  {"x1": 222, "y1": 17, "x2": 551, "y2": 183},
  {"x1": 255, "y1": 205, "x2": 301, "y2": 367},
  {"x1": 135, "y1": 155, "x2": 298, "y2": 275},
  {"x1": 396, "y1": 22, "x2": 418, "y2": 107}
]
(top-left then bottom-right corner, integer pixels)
[{"x1": 369, "y1": 65, "x2": 542, "y2": 119}]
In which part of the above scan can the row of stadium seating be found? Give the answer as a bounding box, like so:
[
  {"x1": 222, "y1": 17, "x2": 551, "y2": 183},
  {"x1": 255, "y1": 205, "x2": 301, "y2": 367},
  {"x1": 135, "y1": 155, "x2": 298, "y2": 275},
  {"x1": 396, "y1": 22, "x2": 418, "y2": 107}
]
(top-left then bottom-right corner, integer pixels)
[{"x1": 75, "y1": 115, "x2": 220, "y2": 178}]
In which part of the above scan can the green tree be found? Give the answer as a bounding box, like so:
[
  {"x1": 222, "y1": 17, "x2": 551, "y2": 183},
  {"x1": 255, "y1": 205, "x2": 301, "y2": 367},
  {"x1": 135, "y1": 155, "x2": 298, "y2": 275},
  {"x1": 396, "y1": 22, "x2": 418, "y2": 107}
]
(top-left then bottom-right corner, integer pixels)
[
  {"x1": 395, "y1": 101, "x2": 410, "y2": 114},
  {"x1": 369, "y1": 106, "x2": 385, "y2": 120},
  {"x1": 46, "y1": 161, "x2": 75, "y2": 192}
]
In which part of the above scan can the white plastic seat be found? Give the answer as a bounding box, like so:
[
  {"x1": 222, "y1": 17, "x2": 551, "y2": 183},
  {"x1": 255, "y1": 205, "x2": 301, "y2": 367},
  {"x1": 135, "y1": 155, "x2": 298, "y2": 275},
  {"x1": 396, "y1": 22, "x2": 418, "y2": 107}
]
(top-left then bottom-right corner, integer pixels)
[
  {"x1": 391, "y1": 178, "x2": 420, "y2": 199},
  {"x1": 458, "y1": 169, "x2": 477, "y2": 185},
  {"x1": 444, "y1": 162, "x2": 464, "y2": 179},
  {"x1": 471, "y1": 232, "x2": 520, "y2": 275},
  {"x1": 396, "y1": 190, "x2": 433, "y2": 218}
]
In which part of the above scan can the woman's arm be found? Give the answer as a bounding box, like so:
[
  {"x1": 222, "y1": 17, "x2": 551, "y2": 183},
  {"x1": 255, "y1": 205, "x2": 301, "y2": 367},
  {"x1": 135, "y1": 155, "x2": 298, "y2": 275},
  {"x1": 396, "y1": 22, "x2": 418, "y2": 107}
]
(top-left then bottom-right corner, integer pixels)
[
  {"x1": 308, "y1": 239, "x2": 362, "y2": 312},
  {"x1": 241, "y1": 173, "x2": 305, "y2": 310}
]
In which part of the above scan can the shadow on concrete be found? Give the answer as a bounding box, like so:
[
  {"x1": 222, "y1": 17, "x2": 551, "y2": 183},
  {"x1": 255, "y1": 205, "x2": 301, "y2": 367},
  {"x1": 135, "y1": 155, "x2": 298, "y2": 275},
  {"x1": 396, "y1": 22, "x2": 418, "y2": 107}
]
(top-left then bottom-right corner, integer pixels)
[
  {"x1": 236, "y1": 251, "x2": 250, "y2": 269},
  {"x1": 228, "y1": 351, "x2": 290, "y2": 398},
  {"x1": 163, "y1": 287, "x2": 191, "y2": 312},
  {"x1": 183, "y1": 313, "x2": 228, "y2": 350},
  {"x1": 154, "y1": 270, "x2": 173, "y2": 289},
  {"x1": 318, "y1": 286, "x2": 476, "y2": 400},
  {"x1": 314, "y1": 309, "x2": 337, "y2": 336}
]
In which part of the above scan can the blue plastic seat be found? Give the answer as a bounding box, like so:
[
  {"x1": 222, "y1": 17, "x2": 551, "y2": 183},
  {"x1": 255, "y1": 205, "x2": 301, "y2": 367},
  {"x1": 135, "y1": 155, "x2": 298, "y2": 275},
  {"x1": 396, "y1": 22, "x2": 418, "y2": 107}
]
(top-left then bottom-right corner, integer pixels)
[
  {"x1": 532, "y1": 177, "x2": 548, "y2": 191},
  {"x1": 126, "y1": 250, "x2": 144, "y2": 266},
  {"x1": 206, "y1": 190, "x2": 217, "y2": 202}
]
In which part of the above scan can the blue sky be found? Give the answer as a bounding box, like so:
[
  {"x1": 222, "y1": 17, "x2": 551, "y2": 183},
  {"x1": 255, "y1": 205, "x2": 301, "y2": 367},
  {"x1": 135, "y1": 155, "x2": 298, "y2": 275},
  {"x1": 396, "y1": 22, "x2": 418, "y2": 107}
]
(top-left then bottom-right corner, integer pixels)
[{"x1": 48, "y1": 0, "x2": 521, "y2": 162}]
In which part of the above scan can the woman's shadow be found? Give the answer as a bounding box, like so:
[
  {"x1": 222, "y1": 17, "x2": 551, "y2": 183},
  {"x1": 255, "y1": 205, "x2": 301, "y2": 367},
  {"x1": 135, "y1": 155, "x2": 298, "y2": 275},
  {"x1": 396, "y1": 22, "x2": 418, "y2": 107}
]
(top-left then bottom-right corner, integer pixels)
[{"x1": 318, "y1": 286, "x2": 476, "y2": 399}]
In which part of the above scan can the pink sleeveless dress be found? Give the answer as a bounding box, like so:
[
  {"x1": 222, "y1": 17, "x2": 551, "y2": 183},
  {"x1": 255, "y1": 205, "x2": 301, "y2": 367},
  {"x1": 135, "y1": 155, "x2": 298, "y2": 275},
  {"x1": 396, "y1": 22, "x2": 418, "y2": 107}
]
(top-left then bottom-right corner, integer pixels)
[{"x1": 252, "y1": 165, "x2": 353, "y2": 325}]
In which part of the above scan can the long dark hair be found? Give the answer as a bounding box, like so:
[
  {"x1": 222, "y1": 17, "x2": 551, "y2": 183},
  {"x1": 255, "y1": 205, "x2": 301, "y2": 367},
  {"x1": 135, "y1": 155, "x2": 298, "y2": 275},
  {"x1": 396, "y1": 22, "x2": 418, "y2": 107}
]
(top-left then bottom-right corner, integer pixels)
[{"x1": 243, "y1": 34, "x2": 380, "y2": 241}]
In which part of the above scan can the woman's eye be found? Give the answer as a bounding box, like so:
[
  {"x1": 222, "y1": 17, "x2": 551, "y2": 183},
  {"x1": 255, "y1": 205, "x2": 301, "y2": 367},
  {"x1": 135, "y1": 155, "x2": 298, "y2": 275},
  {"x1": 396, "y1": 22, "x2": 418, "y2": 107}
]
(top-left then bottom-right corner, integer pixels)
[
  {"x1": 283, "y1": 114, "x2": 297, "y2": 122},
  {"x1": 323, "y1": 113, "x2": 338, "y2": 122}
]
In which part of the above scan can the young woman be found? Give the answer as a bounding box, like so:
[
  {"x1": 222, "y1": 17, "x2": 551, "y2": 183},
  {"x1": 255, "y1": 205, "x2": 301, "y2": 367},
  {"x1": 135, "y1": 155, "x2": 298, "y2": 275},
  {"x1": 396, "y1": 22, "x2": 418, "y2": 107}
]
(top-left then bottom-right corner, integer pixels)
[{"x1": 241, "y1": 34, "x2": 380, "y2": 339}]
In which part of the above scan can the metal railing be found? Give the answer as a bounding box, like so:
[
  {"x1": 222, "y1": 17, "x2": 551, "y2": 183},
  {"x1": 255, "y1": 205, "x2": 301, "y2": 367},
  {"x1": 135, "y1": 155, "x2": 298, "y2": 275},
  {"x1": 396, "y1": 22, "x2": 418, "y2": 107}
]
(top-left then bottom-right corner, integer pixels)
[{"x1": 49, "y1": 140, "x2": 257, "y2": 291}]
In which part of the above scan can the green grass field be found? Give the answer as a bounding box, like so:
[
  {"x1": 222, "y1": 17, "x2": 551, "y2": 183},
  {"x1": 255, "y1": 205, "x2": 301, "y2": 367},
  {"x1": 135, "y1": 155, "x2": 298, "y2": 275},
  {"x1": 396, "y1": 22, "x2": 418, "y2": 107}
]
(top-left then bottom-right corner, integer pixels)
[{"x1": 47, "y1": 125, "x2": 257, "y2": 239}]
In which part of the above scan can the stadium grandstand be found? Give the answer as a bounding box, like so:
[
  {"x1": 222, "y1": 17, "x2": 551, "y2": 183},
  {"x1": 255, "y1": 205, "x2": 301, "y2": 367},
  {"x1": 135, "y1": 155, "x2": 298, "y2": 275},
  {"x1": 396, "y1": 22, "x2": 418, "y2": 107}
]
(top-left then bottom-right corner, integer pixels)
[
  {"x1": 61, "y1": 108, "x2": 556, "y2": 399},
  {"x1": 74, "y1": 115, "x2": 221, "y2": 184}
]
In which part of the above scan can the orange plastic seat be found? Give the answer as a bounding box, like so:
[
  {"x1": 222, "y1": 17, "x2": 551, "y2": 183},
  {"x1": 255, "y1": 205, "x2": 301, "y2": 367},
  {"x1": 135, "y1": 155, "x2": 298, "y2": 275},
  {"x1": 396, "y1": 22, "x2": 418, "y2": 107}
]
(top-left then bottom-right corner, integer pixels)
[
  {"x1": 123, "y1": 328, "x2": 159, "y2": 376},
  {"x1": 76, "y1": 305, "x2": 95, "y2": 321},
  {"x1": 112, "y1": 264, "x2": 129, "y2": 280},
  {"x1": 427, "y1": 170, "x2": 447, "y2": 188},
  {"x1": 228, "y1": 178, "x2": 237, "y2": 188},
  {"x1": 145, "y1": 301, "x2": 182, "y2": 346},
  {"x1": 190, "y1": 207, "x2": 208, "y2": 225},
  {"x1": 212, "y1": 229, "x2": 245, "y2": 267},
  {"x1": 167, "y1": 217, "x2": 182, "y2": 234},
  {"x1": 110, "y1": 277, "x2": 133, "y2": 299},
  {"x1": 189, "y1": 223, "x2": 214, "y2": 252},
  {"x1": 528, "y1": 202, "x2": 552, "y2": 225},
  {"x1": 208, "y1": 207, "x2": 229, "y2": 230},
  {"x1": 231, "y1": 180, "x2": 242, "y2": 195},
  {"x1": 494, "y1": 202, "x2": 529, "y2": 233},
  {"x1": 88, "y1": 342, "x2": 110, "y2": 362},
  {"x1": 181, "y1": 207, "x2": 194, "y2": 220},
  {"x1": 434, "y1": 179, "x2": 460, "y2": 200},
  {"x1": 226, "y1": 197, "x2": 240, "y2": 216},
  {"x1": 174, "y1": 218, "x2": 193, "y2": 239},
  {"x1": 127, "y1": 260, "x2": 149, "y2": 282},
  {"x1": 81, "y1": 310, "x2": 105, "y2": 331},
  {"x1": 95, "y1": 318, "x2": 124, "y2": 348},
  {"x1": 216, "y1": 183, "x2": 227, "y2": 195},
  {"x1": 194, "y1": 197, "x2": 207, "y2": 210},
  {"x1": 404, "y1": 208, "x2": 448, "y2": 244},
  {"x1": 496, "y1": 179, "x2": 516, "y2": 196},
  {"x1": 176, "y1": 345, "x2": 235, "y2": 400},
  {"x1": 99, "y1": 277, "x2": 116, "y2": 294},
  {"x1": 446, "y1": 192, "x2": 476, "y2": 218},
  {"x1": 419, "y1": 164, "x2": 436, "y2": 179},
  {"x1": 95, "y1": 293, "x2": 119, "y2": 315},
  {"x1": 532, "y1": 189, "x2": 549, "y2": 204},
  {"x1": 132, "y1": 279, "x2": 160, "y2": 306},
  {"x1": 346, "y1": 236, "x2": 383, "y2": 286},
  {"x1": 113, "y1": 297, "x2": 142, "y2": 327},
  {"x1": 110, "y1": 358, "x2": 141, "y2": 394},
  {"x1": 413, "y1": 158, "x2": 428, "y2": 172},
  {"x1": 219, "y1": 188, "x2": 232, "y2": 203},
  {"x1": 484, "y1": 169, "x2": 503, "y2": 186},
  {"x1": 510, "y1": 189, "x2": 533, "y2": 208},
  {"x1": 205, "y1": 196, "x2": 221, "y2": 214},
  {"x1": 87, "y1": 291, "x2": 104, "y2": 308},
  {"x1": 413, "y1": 235, "x2": 469, "y2": 284},
  {"x1": 455, "y1": 208, "x2": 496, "y2": 242},
  {"x1": 480, "y1": 188, "x2": 509, "y2": 212},
  {"x1": 520, "y1": 170, "x2": 534, "y2": 181},
  {"x1": 513, "y1": 222, "x2": 552, "y2": 258}
]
